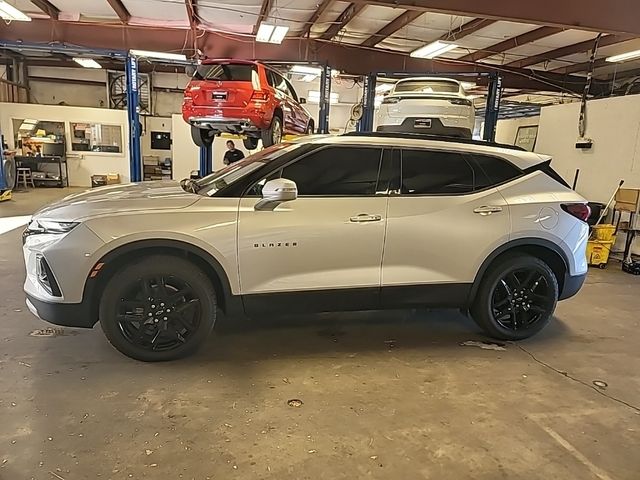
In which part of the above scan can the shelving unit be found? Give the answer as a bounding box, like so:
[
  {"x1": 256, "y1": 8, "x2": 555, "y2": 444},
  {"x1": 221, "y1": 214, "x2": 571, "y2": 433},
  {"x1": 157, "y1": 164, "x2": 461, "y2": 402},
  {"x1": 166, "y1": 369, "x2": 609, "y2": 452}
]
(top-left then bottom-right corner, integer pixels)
[{"x1": 143, "y1": 155, "x2": 172, "y2": 181}]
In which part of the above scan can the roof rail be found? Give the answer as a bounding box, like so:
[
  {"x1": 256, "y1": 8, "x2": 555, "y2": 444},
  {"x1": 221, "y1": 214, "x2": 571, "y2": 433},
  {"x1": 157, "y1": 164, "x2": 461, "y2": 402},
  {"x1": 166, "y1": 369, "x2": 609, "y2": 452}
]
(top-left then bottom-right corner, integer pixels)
[{"x1": 341, "y1": 132, "x2": 526, "y2": 152}]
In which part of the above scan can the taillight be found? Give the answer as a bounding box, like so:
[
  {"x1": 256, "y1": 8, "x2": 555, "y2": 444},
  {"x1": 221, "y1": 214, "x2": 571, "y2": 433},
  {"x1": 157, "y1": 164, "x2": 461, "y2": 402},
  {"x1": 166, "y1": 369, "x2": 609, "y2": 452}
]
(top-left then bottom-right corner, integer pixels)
[
  {"x1": 561, "y1": 203, "x2": 591, "y2": 222},
  {"x1": 381, "y1": 96, "x2": 401, "y2": 105},
  {"x1": 251, "y1": 91, "x2": 269, "y2": 102},
  {"x1": 449, "y1": 98, "x2": 472, "y2": 106}
]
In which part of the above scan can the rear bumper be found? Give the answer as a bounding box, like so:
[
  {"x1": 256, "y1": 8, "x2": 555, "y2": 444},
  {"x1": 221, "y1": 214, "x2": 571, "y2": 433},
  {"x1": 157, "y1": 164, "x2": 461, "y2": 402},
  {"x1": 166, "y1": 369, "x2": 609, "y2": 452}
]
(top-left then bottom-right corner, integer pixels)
[
  {"x1": 26, "y1": 294, "x2": 96, "y2": 328},
  {"x1": 183, "y1": 104, "x2": 271, "y2": 133},
  {"x1": 559, "y1": 272, "x2": 587, "y2": 300},
  {"x1": 377, "y1": 118, "x2": 472, "y2": 138}
]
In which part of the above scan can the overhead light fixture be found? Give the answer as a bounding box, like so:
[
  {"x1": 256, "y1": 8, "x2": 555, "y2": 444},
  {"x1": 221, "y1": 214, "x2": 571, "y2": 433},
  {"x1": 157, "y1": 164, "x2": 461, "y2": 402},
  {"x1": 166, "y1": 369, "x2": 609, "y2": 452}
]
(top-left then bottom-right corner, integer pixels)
[
  {"x1": 375, "y1": 83, "x2": 394, "y2": 93},
  {"x1": 0, "y1": 1, "x2": 31, "y2": 21},
  {"x1": 605, "y1": 49, "x2": 640, "y2": 63},
  {"x1": 301, "y1": 74, "x2": 317, "y2": 82},
  {"x1": 256, "y1": 23, "x2": 289, "y2": 44},
  {"x1": 290, "y1": 65, "x2": 322, "y2": 76},
  {"x1": 307, "y1": 90, "x2": 339, "y2": 104},
  {"x1": 410, "y1": 41, "x2": 459, "y2": 59},
  {"x1": 73, "y1": 57, "x2": 102, "y2": 69},
  {"x1": 129, "y1": 49, "x2": 187, "y2": 61}
]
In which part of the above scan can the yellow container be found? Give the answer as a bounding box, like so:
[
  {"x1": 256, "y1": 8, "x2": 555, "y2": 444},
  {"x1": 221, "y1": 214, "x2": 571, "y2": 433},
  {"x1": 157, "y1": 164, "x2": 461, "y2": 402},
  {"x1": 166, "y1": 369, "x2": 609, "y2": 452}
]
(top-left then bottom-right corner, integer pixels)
[
  {"x1": 592, "y1": 224, "x2": 616, "y2": 241},
  {"x1": 586, "y1": 239, "x2": 615, "y2": 268}
]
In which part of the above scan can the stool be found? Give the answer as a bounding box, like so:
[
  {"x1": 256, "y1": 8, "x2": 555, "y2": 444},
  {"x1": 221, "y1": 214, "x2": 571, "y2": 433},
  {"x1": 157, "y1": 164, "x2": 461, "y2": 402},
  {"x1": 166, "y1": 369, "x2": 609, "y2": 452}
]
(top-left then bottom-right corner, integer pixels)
[{"x1": 17, "y1": 167, "x2": 36, "y2": 188}]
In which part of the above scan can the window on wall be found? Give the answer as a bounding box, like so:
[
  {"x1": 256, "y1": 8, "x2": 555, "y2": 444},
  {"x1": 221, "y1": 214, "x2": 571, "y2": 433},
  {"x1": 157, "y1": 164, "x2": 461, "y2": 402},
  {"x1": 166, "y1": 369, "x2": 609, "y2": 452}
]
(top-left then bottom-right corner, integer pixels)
[
  {"x1": 71, "y1": 123, "x2": 123, "y2": 153},
  {"x1": 400, "y1": 149, "x2": 475, "y2": 195}
]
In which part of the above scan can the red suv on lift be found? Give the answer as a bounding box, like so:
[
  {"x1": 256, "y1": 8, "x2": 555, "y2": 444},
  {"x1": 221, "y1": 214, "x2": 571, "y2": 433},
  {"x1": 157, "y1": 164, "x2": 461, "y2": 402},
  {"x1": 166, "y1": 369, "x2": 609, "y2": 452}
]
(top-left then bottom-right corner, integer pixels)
[{"x1": 183, "y1": 59, "x2": 314, "y2": 150}]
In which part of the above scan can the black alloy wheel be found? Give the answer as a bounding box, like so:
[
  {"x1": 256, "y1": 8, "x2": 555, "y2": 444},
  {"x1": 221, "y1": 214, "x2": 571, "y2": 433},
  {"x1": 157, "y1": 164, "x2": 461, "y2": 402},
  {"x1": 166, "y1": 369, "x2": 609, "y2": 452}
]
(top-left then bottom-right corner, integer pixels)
[
  {"x1": 490, "y1": 267, "x2": 554, "y2": 331},
  {"x1": 471, "y1": 254, "x2": 558, "y2": 340},
  {"x1": 100, "y1": 255, "x2": 216, "y2": 361},
  {"x1": 116, "y1": 275, "x2": 201, "y2": 352}
]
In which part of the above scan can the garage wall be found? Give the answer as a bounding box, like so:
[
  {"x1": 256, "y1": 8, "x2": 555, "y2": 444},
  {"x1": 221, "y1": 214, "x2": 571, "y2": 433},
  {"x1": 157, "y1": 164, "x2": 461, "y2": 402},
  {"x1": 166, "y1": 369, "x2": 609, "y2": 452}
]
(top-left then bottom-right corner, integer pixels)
[
  {"x1": 495, "y1": 116, "x2": 540, "y2": 145},
  {"x1": 536, "y1": 95, "x2": 640, "y2": 203},
  {"x1": 27, "y1": 67, "x2": 108, "y2": 108},
  {"x1": 141, "y1": 116, "x2": 172, "y2": 162},
  {"x1": 0, "y1": 102, "x2": 130, "y2": 186}
]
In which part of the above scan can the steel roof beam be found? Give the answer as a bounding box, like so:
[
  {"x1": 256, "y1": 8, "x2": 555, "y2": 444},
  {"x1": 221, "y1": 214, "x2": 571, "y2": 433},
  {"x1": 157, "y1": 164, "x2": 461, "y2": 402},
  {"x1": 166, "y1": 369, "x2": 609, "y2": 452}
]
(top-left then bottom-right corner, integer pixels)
[
  {"x1": 459, "y1": 26, "x2": 564, "y2": 63},
  {"x1": 105, "y1": 0, "x2": 131, "y2": 24},
  {"x1": 360, "y1": 11, "x2": 423, "y2": 47},
  {"x1": 300, "y1": 0, "x2": 334, "y2": 38},
  {"x1": 320, "y1": 3, "x2": 366, "y2": 41},
  {"x1": 253, "y1": 0, "x2": 274, "y2": 35},
  {"x1": 347, "y1": 0, "x2": 640, "y2": 35},
  {"x1": 30, "y1": 0, "x2": 59, "y2": 20},
  {"x1": 507, "y1": 34, "x2": 636, "y2": 69}
]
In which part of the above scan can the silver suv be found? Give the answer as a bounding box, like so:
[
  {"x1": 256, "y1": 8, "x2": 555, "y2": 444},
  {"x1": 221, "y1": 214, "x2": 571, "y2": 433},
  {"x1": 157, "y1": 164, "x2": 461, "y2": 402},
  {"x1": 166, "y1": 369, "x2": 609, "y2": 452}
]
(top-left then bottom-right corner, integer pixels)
[{"x1": 23, "y1": 134, "x2": 590, "y2": 361}]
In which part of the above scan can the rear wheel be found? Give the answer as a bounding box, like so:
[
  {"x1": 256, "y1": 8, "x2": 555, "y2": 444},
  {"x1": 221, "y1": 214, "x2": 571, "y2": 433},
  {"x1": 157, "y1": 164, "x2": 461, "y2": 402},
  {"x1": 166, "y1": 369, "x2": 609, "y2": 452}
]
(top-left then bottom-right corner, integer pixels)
[
  {"x1": 191, "y1": 126, "x2": 217, "y2": 148},
  {"x1": 243, "y1": 136, "x2": 259, "y2": 150},
  {"x1": 261, "y1": 115, "x2": 282, "y2": 147},
  {"x1": 470, "y1": 254, "x2": 558, "y2": 340},
  {"x1": 99, "y1": 255, "x2": 216, "y2": 361},
  {"x1": 306, "y1": 123, "x2": 314, "y2": 135}
]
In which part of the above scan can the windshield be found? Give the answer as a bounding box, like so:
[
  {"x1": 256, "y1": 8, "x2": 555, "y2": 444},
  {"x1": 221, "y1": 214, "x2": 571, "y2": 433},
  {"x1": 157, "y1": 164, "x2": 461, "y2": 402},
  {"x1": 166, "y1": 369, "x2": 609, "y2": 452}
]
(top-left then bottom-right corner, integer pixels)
[
  {"x1": 194, "y1": 143, "x2": 299, "y2": 196},
  {"x1": 394, "y1": 80, "x2": 460, "y2": 94},
  {"x1": 193, "y1": 63, "x2": 256, "y2": 81}
]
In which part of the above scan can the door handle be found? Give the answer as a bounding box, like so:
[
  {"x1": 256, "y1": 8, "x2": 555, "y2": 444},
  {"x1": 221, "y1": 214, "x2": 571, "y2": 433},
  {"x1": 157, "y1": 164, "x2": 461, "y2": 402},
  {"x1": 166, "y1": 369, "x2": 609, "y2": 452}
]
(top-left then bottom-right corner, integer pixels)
[
  {"x1": 473, "y1": 205, "x2": 503, "y2": 215},
  {"x1": 350, "y1": 213, "x2": 382, "y2": 223}
]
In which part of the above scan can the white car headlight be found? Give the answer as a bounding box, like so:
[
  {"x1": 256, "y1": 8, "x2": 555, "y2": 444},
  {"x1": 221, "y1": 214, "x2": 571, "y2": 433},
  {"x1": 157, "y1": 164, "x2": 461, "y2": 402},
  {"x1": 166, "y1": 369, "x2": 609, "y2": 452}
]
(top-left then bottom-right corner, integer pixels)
[{"x1": 26, "y1": 219, "x2": 79, "y2": 235}]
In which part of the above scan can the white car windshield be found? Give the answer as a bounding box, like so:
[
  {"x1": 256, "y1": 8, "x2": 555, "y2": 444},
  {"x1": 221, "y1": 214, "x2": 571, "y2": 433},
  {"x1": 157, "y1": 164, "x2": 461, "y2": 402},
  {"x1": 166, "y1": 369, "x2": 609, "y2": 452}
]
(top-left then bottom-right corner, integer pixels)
[
  {"x1": 193, "y1": 143, "x2": 300, "y2": 196},
  {"x1": 394, "y1": 80, "x2": 459, "y2": 94}
]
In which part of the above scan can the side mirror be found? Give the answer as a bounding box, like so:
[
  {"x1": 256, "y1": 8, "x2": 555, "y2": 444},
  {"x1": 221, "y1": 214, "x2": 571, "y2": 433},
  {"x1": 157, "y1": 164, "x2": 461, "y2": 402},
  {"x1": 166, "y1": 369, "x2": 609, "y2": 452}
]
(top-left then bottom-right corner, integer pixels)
[
  {"x1": 299, "y1": 97, "x2": 307, "y2": 104},
  {"x1": 255, "y1": 178, "x2": 298, "y2": 211}
]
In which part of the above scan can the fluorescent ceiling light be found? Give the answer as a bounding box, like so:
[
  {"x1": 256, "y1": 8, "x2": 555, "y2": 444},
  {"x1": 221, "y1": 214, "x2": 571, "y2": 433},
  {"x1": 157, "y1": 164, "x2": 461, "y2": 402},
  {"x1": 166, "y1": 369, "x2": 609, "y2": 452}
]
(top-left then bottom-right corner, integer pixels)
[
  {"x1": 375, "y1": 83, "x2": 394, "y2": 93},
  {"x1": 308, "y1": 90, "x2": 339, "y2": 104},
  {"x1": 73, "y1": 57, "x2": 102, "y2": 69},
  {"x1": 410, "y1": 41, "x2": 459, "y2": 59},
  {"x1": 0, "y1": 1, "x2": 31, "y2": 21},
  {"x1": 256, "y1": 23, "x2": 289, "y2": 44},
  {"x1": 130, "y1": 50, "x2": 187, "y2": 61},
  {"x1": 606, "y1": 49, "x2": 640, "y2": 63},
  {"x1": 301, "y1": 74, "x2": 317, "y2": 82},
  {"x1": 290, "y1": 65, "x2": 322, "y2": 75}
]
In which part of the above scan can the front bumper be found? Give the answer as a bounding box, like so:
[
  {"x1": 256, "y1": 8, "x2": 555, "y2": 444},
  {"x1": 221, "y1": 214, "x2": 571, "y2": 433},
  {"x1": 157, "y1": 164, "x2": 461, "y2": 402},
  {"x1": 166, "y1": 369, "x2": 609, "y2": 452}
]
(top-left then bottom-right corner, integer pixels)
[
  {"x1": 559, "y1": 272, "x2": 587, "y2": 300},
  {"x1": 26, "y1": 294, "x2": 96, "y2": 328}
]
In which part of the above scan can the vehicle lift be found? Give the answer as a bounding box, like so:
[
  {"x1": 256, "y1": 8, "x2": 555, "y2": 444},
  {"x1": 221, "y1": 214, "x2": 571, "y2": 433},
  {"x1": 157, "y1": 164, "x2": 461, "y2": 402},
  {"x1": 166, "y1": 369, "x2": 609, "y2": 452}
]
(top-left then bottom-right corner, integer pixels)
[
  {"x1": 197, "y1": 62, "x2": 333, "y2": 176},
  {"x1": 356, "y1": 71, "x2": 503, "y2": 142}
]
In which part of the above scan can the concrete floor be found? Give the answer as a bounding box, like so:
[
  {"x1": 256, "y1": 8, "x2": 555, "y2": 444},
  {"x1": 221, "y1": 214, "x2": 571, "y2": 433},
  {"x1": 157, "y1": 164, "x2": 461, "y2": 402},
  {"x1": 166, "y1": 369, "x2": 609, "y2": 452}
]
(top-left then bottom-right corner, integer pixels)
[{"x1": 1, "y1": 187, "x2": 639, "y2": 480}]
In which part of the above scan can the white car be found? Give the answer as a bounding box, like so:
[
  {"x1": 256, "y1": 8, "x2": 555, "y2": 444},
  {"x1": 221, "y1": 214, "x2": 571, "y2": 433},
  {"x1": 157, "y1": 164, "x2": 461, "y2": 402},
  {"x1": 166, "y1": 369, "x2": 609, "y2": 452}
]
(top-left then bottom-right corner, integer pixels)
[
  {"x1": 23, "y1": 133, "x2": 589, "y2": 361},
  {"x1": 377, "y1": 78, "x2": 475, "y2": 138}
]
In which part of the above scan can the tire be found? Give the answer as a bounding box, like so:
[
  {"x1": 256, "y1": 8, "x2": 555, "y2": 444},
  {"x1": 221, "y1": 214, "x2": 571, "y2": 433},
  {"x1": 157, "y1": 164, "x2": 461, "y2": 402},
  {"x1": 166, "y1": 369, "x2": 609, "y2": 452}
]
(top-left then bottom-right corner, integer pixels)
[
  {"x1": 306, "y1": 123, "x2": 314, "y2": 135},
  {"x1": 243, "y1": 137, "x2": 259, "y2": 150},
  {"x1": 99, "y1": 255, "x2": 217, "y2": 361},
  {"x1": 191, "y1": 126, "x2": 216, "y2": 148},
  {"x1": 261, "y1": 114, "x2": 282, "y2": 147},
  {"x1": 470, "y1": 254, "x2": 558, "y2": 341}
]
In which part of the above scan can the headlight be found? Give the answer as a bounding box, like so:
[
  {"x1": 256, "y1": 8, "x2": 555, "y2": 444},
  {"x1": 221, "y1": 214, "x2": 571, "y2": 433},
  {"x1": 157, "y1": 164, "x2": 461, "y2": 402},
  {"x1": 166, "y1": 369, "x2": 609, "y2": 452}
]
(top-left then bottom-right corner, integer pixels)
[{"x1": 25, "y1": 219, "x2": 79, "y2": 235}]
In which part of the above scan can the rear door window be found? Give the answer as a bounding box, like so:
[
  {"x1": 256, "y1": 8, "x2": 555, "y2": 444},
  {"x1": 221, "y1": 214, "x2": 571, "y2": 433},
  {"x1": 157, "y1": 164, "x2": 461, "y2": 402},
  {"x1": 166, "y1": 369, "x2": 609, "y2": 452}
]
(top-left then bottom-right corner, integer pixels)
[
  {"x1": 194, "y1": 64, "x2": 256, "y2": 81},
  {"x1": 400, "y1": 149, "x2": 475, "y2": 195},
  {"x1": 470, "y1": 154, "x2": 523, "y2": 189}
]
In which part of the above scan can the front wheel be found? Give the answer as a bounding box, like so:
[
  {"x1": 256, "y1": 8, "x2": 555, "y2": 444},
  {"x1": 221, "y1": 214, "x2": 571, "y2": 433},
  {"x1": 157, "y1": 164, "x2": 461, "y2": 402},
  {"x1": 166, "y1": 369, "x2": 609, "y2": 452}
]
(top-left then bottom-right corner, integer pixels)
[
  {"x1": 470, "y1": 254, "x2": 558, "y2": 340},
  {"x1": 99, "y1": 255, "x2": 217, "y2": 361},
  {"x1": 261, "y1": 115, "x2": 282, "y2": 147}
]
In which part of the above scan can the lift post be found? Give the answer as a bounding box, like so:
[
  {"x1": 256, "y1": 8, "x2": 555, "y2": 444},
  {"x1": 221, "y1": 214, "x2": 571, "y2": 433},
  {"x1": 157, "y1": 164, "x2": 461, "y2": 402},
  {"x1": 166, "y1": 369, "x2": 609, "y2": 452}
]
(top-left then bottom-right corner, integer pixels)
[
  {"x1": 125, "y1": 55, "x2": 142, "y2": 182},
  {"x1": 483, "y1": 73, "x2": 503, "y2": 142},
  {"x1": 358, "y1": 74, "x2": 377, "y2": 132},
  {"x1": 199, "y1": 145, "x2": 213, "y2": 176},
  {"x1": 318, "y1": 64, "x2": 332, "y2": 134}
]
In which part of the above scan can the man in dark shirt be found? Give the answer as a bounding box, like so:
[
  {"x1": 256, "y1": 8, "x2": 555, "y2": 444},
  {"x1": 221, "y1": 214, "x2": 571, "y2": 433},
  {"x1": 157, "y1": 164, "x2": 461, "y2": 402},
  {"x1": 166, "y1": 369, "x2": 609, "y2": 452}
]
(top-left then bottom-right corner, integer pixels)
[{"x1": 223, "y1": 140, "x2": 245, "y2": 165}]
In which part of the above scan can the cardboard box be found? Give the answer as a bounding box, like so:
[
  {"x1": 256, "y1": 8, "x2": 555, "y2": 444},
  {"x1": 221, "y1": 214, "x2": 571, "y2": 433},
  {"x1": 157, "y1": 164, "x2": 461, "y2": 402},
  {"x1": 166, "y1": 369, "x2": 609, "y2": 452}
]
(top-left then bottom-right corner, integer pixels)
[
  {"x1": 615, "y1": 188, "x2": 640, "y2": 212},
  {"x1": 91, "y1": 173, "x2": 121, "y2": 188}
]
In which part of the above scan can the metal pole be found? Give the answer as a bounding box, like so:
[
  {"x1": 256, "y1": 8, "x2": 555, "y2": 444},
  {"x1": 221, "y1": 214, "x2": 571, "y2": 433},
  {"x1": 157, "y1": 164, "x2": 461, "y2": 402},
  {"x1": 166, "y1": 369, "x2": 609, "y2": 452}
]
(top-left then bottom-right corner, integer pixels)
[
  {"x1": 126, "y1": 55, "x2": 142, "y2": 182},
  {"x1": 199, "y1": 145, "x2": 213, "y2": 177},
  {"x1": 0, "y1": 135, "x2": 7, "y2": 191},
  {"x1": 357, "y1": 74, "x2": 377, "y2": 132},
  {"x1": 483, "y1": 73, "x2": 503, "y2": 142},
  {"x1": 318, "y1": 64, "x2": 332, "y2": 134}
]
